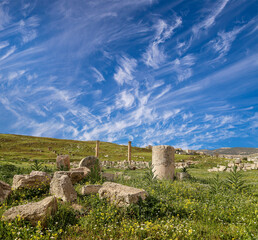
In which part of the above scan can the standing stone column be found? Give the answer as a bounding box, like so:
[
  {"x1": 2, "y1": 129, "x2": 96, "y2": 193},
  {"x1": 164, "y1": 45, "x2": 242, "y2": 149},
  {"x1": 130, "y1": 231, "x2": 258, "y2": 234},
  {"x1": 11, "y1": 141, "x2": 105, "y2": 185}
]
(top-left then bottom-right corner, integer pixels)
[
  {"x1": 128, "y1": 141, "x2": 132, "y2": 163},
  {"x1": 152, "y1": 145, "x2": 175, "y2": 180},
  {"x1": 95, "y1": 140, "x2": 100, "y2": 158}
]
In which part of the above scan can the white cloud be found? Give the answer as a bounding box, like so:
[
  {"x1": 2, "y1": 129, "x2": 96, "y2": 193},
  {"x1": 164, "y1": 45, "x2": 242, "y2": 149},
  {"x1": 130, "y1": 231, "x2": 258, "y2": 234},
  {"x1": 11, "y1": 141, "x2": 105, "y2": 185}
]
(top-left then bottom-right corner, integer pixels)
[
  {"x1": 0, "y1": 46, "x2": 16, "y2": 61},
  {"x1": 0, "y1": 2, "x2": 10, "y2": 30},
  {"x1": 209, "y1": 26, "x2": 244, "y2": 59},
  {"x1": 91, "y1": 67, "x2": 105, "y2": 82},
  {"x1": 8, "y1": 70, "x2": 26, "y2": 81},
  {"x1": 193, "y1": 0, "x2": 230, "y2": 36},
  {"x1": 204, "y1": 114, "x2": 214, "y2": 121},
  {"x1": 143, "y1": 17, "x2": 182, "y2": 68},
  {"x1": 182, "y1": 112, "x2": 193, "y2": 121},
  {"x1": 154, "y1": 84, "x2": 171, "y2": 100},
  {"x1": 116, "y1": 90, "x2": 135, "y2": 109},
  {"x1": 114, "y1": 56, "x2": 137, "y2": 85},
  {"x1": 163, "y1": 108, "x2": 181, "y2": 120},
  {"x1": 143, "y1": 43, "x2": 166, "y2": 69},
  {"x1": 0, "y1": 41, "x2": 9, "y2": 49},
  {"x1": 172, "y1": 54, "x2": 195, "y2": 82}
]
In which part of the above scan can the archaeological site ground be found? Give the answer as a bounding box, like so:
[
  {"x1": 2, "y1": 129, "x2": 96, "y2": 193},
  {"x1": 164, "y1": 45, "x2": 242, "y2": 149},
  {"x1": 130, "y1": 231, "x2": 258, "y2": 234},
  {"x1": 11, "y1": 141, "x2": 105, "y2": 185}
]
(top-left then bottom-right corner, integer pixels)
[{"x1": 0, "y1": 133, "x2": 257, "y2": 239}]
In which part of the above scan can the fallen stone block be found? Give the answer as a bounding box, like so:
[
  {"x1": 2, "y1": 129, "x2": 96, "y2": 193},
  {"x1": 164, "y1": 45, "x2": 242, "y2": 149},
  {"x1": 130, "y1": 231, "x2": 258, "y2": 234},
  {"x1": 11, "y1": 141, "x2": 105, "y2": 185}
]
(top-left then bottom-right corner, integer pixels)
[
  {"x1": 2, "y1": 196, "x2": 57, "y2": 226},
  {"x1": 79, "y1": 156, "x2": 100, "y2": 171},
  {"x1": 56, "y1": 155, "x2": 70, "y2": 170},
  {"x1": 12, "y1": 171, "x2": 51, "y2": 190},
  {"x1": 50, "y1": 175, "x2": 77, "y2": 202},
  {"x1": 0, "y1": 180, "x2": 12, "y2": 203},
  {"x1": 81, "y1": 185, "x2": 102, "y2": 195},
  {"x1": 98, "y1": 182, "x2": 148, "y2": 207},
  {"x1": 53, "y1": 169, "x2": 88, "y2": 184}
]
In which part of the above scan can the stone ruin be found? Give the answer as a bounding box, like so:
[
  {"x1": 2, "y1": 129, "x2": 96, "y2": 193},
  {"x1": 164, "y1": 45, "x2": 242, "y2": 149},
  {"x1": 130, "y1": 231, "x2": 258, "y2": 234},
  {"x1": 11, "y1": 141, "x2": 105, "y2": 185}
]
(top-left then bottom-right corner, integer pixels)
[
  {"x1": 208, "y1": 160, "x2": 258, "y2": 172},
  {"x1": 152, "y1": 145, "x2": 175, "y2": 180}
]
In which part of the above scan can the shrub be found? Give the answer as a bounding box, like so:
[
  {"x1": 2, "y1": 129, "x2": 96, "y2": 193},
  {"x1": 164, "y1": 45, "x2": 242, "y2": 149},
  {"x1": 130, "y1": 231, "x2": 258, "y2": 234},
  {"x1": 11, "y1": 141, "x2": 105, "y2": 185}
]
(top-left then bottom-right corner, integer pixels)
[
  {"x1": 31, "y1": 159, "x2": 43, "y2": 171},
  {"x1": 225, "y1": 165, "x2": 248, "y2": 193}
]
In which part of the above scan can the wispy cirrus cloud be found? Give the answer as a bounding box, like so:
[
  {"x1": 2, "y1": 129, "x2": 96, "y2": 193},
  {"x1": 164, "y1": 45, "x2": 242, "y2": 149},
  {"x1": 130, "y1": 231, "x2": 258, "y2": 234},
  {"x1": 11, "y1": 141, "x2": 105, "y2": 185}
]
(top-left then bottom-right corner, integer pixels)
[
  {"x1": 114, "y1": 56, "x2": 137, "y2": 85},
  {"x1": 0, "y1": 46, "x2": 16, "y2": 61},
  {"x1": 91, "y1": 67, "x2": 105, "y2": 82},
  {"x1": 0, "y1": 1, "x2": 11, "y2": 30},
  {"x1": 193, "y1": 0, "x2": 230, "y2": 36},
  {"x1": 115, "y1": 90, "x2": 135, "y2": 109},
  {"x1": 0, "y1": 41, "x2": 9, "y2": 49},
  {"x1": 208, "y1": 25, "x2": 245, "y2": 60},
  {"x1": 172, "y1": 54, "x2": 195, "y2": 82},
  {"x1": 143, "y1": 16, "x2": 182, "y2": 68}
]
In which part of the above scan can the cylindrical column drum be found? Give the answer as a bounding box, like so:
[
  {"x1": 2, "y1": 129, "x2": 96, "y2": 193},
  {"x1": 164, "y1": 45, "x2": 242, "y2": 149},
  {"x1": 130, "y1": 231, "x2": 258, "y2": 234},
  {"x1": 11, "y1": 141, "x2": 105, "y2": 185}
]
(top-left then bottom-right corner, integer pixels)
[{"x1": 152, "y1": 145, "x2": 175, "y2": 180}]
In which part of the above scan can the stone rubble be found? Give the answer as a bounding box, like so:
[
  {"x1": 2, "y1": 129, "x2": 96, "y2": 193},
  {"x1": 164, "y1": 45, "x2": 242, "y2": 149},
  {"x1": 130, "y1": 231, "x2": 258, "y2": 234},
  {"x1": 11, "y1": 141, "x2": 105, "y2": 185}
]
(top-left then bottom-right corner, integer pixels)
[
  {"x1": 12, "y1": 171, "x2": 51, "y2": 190},
  {"x1": 50, "y1": 174, "x2": 77, "y2": 202},
  {"x1": 98, "y1": 182, "x2": 148, "y2": 207},
  {"x1": 0, "y1": 180, "x2": 12, "y2": 203},
  {"x1": 81, "y1": 185, "x2": 102, "y2": 195},
  {"x1": 56, "y1": 155, "x2": 70, "y2": 170},
  {"x1": 2, "y1": 196, "x2": 58, "y2": 226}
]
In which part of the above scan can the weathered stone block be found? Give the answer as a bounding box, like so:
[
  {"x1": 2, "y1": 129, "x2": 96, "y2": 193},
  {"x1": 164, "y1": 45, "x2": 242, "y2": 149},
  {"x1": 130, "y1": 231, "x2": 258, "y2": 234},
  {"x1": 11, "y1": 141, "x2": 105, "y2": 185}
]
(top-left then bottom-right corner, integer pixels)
[
  {"x1": 0, "y1": 180, "x2": 12, "y2": 203},
  {"x1": 12, "y1": 171, "x2": 51, "y2": 190},
  {"x1": 56, "y1": 155, "x2": 70, "y2": 170},
  {"x1": 99, "y1": 182, "x2": 148, "y2": 207},
  {"x1": 50, "y1": 175, "x2": 77, "y2": 202},
  {"x1": 81, "y1": 185, "x2": 102, "y2": 195},
  {"x1": 79, "y1": 156, "x2": 100, "y2": 171},
  {"x1": 2, "y1": 196, "x2": 57, "y2": 226}
]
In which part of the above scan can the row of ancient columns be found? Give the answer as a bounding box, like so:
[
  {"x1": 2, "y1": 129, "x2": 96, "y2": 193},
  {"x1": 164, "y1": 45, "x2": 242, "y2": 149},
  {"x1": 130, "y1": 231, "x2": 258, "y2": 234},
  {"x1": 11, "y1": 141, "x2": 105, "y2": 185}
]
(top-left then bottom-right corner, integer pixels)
[{"x1": 95, "y1": 141, "x2": 174, "y2": 180}]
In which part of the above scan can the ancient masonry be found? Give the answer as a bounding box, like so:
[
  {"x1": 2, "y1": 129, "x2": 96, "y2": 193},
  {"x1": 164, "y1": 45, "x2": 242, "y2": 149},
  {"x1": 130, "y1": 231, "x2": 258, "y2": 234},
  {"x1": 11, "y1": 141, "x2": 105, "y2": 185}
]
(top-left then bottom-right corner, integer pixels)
[{"x1": 152, "y1": 145, "x2": 175, "y2": 180}]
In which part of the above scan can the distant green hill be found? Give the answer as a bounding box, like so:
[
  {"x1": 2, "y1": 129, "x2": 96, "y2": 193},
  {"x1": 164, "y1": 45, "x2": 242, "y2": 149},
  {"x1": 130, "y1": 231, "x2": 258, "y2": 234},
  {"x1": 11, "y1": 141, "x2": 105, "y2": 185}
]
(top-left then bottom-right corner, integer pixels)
[{"x1": 0, "y1": 133, "x2": 152, "y2": 162}]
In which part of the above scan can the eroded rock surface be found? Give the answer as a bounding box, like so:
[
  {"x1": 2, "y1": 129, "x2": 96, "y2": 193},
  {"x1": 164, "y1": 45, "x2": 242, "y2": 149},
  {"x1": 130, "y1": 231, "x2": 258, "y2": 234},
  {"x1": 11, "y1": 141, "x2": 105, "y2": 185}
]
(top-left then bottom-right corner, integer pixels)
[
  {"x1": 98, "y1": 182, "x2": 148, "y2": 207},
  {"x1": 53, "y1": 167, "x2": 90, "y2": 184},
  {"x1": 2, "y1": 196, "x2": 57, "y2": 226},
  {"x1": 50, "y1": 175, "x2": 77, "y2": 202},
  {"x1": 81, "y1": 185, "x2": 102, "y2": 195},
  {"x1": 79, "y1": 156, "x2": 100, "y2": 170},
  {"x1": 56, "y1": 155, "x2": 70, "y2": 170},
  {"x1": 0, "y1": 180, "x2": 12, "y2": 203},
  {"x1": 12, "y1": 171, "x2": 51, "y2": 190}
]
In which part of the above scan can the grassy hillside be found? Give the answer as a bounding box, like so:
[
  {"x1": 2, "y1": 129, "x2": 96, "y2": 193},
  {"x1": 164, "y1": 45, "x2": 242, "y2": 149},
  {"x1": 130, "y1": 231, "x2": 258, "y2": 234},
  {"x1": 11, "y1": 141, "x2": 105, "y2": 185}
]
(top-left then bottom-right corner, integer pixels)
[
  {"x1": 0, "y1": 133, "x2": 195, "y2": 164},
  {"x1": 0, "y1": 133, "x2": 152, "y2": 162}
]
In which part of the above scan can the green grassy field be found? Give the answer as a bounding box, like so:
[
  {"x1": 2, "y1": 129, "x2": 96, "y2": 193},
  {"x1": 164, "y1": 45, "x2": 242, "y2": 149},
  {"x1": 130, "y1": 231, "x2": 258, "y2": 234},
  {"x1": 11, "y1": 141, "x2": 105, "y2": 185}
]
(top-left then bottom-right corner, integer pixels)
[{"x1": 0, "y1": 134, "x2": 257, "y2": 239}]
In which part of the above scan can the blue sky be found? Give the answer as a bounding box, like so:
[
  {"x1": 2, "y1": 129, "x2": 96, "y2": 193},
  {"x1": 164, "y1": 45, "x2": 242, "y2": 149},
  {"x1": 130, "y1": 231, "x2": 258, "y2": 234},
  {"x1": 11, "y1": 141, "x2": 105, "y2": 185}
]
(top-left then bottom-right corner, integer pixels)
[{"x1": 0, "y1": 0, "x2": 257, "y2": 149}]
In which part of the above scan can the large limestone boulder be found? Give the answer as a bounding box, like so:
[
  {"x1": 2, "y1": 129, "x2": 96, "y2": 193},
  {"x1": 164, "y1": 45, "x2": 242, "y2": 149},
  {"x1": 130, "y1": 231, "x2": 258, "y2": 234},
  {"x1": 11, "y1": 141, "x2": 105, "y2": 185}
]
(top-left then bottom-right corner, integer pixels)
[
  {"x1": 2, "y1": 196, "x2": 57, "y2": 226},
  {"x1": 98, "y1": 182, "x2": 148, "y2": 207},
  {"x1": 81, "y1": 185, "x2": 102, "y2": 195},
  {"x1": 50, "y1": 175, "x2": 77, "y2": 202},
  {"x1": 53, "y1": 167, "x2": 90, "y2": 184},
  {"x1": 56, "y1": 155, "x2": 70, "y2": 170},
  {"x1": 0, "y1": 180, "x2": 12, "y2": 203},
  {"x1": 12, "y1": 171, "x2": 51, "y2": 190},
  {"x1": 79, "y1": 156, "x2": 100, "y2": 171}
]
